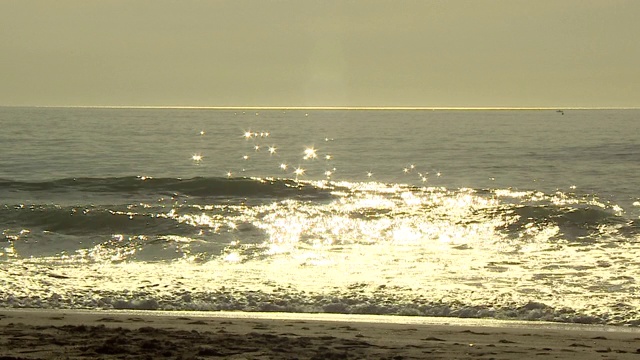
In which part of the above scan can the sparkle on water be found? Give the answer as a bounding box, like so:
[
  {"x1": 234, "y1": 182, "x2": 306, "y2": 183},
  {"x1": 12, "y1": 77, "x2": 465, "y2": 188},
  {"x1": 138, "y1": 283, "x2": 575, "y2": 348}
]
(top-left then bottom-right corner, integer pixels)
[
  {"x1": 2, "y1": 113, "x2": 639, "y2": 325},
  {"x1": 4, "y1": 178, "x2": 638, "y2": 323},
  {"x1": 303, "y1": 147, "x2": 318, "y2": 160},
  {"x1": 217, "y1": 123, "x2": 627, "y2": 323}
]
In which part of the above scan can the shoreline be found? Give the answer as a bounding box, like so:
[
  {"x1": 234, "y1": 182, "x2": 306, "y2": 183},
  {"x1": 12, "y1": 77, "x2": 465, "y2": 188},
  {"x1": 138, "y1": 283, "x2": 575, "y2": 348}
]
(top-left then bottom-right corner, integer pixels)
[
  {"x1": 4, "y1": 105, "x2": 640, "y2": 110},
  {"x1": 2, "y1": 309, "x2": 640, "y2": 359}
]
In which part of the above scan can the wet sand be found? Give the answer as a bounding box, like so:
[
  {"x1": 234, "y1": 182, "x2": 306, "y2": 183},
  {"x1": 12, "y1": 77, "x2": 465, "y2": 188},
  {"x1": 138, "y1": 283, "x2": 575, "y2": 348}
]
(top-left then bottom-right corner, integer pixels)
[{"x1": 1, "y1": 309, "x2": 640, "y2": 359}]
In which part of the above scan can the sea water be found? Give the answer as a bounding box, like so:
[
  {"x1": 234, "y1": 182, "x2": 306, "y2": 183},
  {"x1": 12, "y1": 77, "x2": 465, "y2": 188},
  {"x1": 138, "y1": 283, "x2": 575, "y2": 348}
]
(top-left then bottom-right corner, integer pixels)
[{"x1": 1, "y1": 107, "x2": 639, "y2": 325}]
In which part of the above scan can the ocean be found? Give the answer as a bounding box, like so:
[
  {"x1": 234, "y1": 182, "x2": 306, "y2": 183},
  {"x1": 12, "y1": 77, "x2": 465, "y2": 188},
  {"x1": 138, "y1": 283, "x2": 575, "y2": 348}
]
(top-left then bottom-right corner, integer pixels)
[{"x1": 1, "y1": 107, "x2": 639, "y2": 326}]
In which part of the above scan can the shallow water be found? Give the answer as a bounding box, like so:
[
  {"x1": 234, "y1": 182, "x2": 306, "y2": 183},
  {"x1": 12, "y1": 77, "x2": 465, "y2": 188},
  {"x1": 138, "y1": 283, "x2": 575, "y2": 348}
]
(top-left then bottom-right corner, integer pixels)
[{"x1": 1, "y1": 107, "x2": 639, "y2": 325}]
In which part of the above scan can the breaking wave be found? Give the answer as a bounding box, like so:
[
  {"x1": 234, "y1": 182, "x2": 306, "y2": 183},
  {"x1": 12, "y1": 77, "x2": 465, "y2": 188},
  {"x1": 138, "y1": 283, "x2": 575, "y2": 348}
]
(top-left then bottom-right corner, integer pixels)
[
  {"x1": 0, "y1": 176, "x2": 332, "y2": 199},
  {"x1": 1, "y1": 176, "x2": 639, "y2": 326}
]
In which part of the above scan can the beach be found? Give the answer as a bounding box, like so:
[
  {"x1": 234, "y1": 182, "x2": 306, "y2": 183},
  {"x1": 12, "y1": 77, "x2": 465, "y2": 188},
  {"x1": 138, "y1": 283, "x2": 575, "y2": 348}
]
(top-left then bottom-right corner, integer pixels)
[{"x1": 1, "y1": 309, "x2": 640, "y2": 359}]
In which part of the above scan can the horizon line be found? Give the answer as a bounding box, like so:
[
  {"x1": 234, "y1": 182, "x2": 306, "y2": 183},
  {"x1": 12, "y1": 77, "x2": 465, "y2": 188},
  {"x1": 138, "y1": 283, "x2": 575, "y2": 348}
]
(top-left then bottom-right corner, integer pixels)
[{"x1": 2, "y1": 105, "x2": 640, "y2": 111}]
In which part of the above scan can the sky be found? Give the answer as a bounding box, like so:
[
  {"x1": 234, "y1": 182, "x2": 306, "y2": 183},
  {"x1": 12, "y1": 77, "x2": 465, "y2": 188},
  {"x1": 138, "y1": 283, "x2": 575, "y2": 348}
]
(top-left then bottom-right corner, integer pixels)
[{"x1": 1, "y1": 0, "x2": 639, "y2": 108}]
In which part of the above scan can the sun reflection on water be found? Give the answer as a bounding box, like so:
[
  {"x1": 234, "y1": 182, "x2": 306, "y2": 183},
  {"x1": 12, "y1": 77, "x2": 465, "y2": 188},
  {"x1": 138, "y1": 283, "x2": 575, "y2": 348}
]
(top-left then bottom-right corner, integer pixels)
[{"x1": 2, "y1": 122, "x2": 639, "y2": 326}]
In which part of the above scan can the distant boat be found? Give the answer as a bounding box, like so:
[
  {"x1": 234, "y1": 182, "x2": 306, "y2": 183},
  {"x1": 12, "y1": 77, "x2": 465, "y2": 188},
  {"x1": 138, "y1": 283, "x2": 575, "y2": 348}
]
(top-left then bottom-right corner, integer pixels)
[{"x1": 556, "y1": 110, "x2": 565, "y2": 115}]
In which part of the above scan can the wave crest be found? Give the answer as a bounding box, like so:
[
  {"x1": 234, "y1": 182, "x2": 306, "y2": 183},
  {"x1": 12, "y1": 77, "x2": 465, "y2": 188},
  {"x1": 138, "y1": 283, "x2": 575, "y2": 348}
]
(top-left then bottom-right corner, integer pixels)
[{"x1": 0, "y1": 176, "x2": 332, "y2": 199}]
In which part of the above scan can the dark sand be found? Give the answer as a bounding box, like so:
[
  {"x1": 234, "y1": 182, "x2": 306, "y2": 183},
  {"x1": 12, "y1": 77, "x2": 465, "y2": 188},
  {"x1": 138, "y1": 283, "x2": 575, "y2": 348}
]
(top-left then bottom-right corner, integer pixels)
[{"x1": 1, "y1": 309, "x2": 640, "y2": 359}]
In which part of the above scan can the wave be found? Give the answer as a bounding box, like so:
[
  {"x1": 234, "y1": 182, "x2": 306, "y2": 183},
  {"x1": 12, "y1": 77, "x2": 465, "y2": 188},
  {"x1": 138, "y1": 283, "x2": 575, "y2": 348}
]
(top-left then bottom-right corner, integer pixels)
[
  {"x1": 493, "y1": 204, "x2": 637, "y2": 241},
  {"x1": 2, "y1": 179, "x2": 636, "y2": 240},
  {"x1": 2, "y1": 180, "x2": 639, "y2": 326},
  {"x1": 0, "y1": 205, "x2": 196, "y2": 236},
  {"x1": 0, "y1": 176, "x2": 332, "y2": 199}
]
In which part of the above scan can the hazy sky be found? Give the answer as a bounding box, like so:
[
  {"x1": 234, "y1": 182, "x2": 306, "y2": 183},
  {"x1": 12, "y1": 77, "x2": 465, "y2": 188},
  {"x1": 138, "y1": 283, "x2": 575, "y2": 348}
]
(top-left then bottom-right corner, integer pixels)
[{"x1": 1, "y1": 0, "x2": 639, "y2": 107}]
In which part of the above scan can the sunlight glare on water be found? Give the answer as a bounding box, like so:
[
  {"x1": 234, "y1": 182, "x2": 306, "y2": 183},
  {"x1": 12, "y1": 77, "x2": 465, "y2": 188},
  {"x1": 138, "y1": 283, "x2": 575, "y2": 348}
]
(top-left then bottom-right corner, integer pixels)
[
  {"x1": 6, "y1": 180, "x2": 637, "y2": 323},
  {"x1": 1, "y1": 108, "x2": 639, "y2": 325}
]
